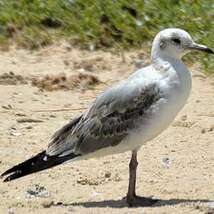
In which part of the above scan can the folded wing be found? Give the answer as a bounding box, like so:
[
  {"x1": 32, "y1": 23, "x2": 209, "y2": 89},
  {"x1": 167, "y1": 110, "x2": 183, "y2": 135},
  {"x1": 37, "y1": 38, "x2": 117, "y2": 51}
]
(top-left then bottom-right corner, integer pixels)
[{"x1": 47, "y1": 81, "x2": 162, "y2": 157}]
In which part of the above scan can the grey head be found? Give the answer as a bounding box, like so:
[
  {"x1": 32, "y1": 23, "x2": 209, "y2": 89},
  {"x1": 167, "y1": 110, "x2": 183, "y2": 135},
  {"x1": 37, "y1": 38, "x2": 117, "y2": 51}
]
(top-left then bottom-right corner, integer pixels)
[{"x1": 151, "y1": 28, "x2": 213, "y2": 60}]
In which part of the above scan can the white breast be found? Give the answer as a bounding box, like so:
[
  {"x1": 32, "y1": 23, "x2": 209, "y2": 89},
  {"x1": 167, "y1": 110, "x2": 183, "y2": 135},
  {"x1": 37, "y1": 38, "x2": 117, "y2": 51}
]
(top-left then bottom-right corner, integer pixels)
[{"x1": 125, "y1": 58, "x2": 192, "y2": 150}]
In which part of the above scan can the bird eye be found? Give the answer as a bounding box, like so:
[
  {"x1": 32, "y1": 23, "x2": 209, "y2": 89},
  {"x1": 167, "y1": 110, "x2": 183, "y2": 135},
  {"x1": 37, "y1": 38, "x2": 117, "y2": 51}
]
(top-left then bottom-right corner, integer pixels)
[{"x1": 172, "y1": 38, "x2": 181, "y2": 44}]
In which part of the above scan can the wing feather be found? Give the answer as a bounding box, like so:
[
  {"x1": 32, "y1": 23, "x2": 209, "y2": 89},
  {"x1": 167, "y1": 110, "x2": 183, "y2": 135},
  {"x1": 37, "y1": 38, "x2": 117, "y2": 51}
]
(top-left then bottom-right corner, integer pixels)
[{"x1": 47, "y1": 81, "x2": 162, "y2": 156}]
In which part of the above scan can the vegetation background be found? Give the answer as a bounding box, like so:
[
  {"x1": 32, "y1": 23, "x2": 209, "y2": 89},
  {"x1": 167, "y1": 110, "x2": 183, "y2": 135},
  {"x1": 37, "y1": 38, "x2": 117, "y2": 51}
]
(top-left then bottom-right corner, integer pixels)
[{"x1": 0, "y1": 0, "x2": 213, "y2": 72}]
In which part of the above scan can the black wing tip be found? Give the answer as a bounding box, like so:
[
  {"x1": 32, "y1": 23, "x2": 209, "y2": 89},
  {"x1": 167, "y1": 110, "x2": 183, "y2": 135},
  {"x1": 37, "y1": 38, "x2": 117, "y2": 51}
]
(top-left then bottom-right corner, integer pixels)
[
  {"x1": 2, "y1": 171, "x2": 22, "y2": 182},
  {"x1": 1, "y1": 167, "x2": 15, "y2": 178},
  {"x1": 1, "y1": 151, "x2": 79, "y2": 183},
  {"x1": 1, "y1": 169, "x2": 12, "y2": 181},
  {"x1": 1, "y1": 167, "x2": 24, "y2": 182},
  {"x1": 1, "y1": 151, "x2": 46, "y2": 182},
  {"x1": 3, "y1": 176, "x2": 12, "y2": 182},
  {"x1": 1, "y1": 167, "x2": 25, "y2": 182},
  {"x1": 1, "y1": 172, "x2": 12, "y2": 182}
]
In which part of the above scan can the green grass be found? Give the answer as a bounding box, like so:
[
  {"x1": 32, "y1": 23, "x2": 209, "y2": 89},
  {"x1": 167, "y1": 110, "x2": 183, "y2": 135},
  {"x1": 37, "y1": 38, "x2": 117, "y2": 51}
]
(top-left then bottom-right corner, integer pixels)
[{"x1": 0, "y1": 0, "x2": 213, "y2": 72}]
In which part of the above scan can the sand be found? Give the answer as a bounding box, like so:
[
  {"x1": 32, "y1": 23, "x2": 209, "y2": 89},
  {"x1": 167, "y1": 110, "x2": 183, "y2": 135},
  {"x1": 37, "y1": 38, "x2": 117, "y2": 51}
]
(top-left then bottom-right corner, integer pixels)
[{"x1": 0, "y1": 42, "x2": 214, "y2": 214}]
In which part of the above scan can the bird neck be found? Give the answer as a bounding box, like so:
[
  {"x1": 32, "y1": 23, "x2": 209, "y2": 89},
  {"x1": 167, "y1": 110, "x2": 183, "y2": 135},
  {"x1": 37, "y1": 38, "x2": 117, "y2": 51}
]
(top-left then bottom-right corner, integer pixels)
[
  {"x1": 151, "y1": 47, "x2": 180, "y2": 62},
  {"x1": 152, "y1": 55, "x2": 180, "y2": 66},
  {"x1": 152, "y1": 55, "x2": 189, "y2": 77},
  {"x1": 152, "y1": 55, "x2": 192, "y2": 98}
]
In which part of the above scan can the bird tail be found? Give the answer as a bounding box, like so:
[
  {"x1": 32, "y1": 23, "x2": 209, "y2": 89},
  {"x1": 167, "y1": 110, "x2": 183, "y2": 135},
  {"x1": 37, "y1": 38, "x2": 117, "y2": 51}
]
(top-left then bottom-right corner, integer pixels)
[{"x1": 1, "y1": 151, "x2": 79, "y2": 182}]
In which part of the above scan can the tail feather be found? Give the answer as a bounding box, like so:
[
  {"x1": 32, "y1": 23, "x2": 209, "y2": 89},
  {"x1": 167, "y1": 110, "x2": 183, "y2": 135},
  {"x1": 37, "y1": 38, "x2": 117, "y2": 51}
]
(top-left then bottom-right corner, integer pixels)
[{"x1": 1, "y1": 151, "x2": 79, "y2": 182}]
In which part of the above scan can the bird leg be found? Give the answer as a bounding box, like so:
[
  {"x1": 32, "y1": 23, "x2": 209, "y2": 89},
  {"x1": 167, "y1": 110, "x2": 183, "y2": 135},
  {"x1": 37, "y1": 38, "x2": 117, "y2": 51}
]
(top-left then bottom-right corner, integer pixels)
[
  {"x1": 127, "y1": 150, "x2": 138, "y2": 200},
  {"x1": 125, "y1": 150, "x2": 158, "y2": 207}
]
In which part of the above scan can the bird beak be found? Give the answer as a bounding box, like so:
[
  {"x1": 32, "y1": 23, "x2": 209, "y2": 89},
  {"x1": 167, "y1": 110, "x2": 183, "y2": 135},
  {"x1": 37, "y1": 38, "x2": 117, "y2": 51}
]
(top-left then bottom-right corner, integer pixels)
[{"x1": 189, "y1": 43, "x2": 214, "y2": 54}]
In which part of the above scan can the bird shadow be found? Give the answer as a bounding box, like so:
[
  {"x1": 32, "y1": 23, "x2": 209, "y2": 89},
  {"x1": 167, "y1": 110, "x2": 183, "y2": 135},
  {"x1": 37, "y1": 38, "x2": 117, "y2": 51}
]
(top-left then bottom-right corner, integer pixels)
[{"x1": 53, "y1": 198, "x2": 212, "y2": 208}]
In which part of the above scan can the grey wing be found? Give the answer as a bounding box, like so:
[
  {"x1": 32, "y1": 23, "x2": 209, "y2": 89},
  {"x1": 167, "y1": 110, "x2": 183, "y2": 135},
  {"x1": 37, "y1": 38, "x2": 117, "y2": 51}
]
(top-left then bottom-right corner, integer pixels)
[
  {"x1": 47, "y1": 81, "x2": 161, "y2": 156},
  {"x1": 47, "y1": 115, "x2": 83, "y2": 156}
]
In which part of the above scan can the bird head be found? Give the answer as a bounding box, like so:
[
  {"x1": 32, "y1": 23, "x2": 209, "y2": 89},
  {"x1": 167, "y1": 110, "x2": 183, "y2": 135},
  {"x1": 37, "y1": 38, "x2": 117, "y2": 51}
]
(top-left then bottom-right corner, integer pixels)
[{"x1": 151, "y1": 28, "x2": 213, "y2": 60}]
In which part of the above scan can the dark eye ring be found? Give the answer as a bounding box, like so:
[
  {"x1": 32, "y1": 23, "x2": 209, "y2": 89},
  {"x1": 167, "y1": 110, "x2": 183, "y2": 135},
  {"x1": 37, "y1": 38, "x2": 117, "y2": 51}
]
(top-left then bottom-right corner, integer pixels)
[{"x1": 172, "y1": 38, "x2": 181, "y2": 44}]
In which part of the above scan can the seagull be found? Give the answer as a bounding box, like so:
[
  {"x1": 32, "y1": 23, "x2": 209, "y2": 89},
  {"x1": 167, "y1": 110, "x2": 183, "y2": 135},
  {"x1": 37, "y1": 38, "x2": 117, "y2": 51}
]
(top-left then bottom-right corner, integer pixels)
[{"x1": 1, "y1": 28, "x2": 213, "y2": 206}]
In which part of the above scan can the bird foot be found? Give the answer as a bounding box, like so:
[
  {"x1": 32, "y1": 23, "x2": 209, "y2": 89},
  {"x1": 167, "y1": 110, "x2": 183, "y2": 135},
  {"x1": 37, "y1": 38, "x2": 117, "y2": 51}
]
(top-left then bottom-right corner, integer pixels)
[{"x1": 123, "y1": 195, "x2": 158, "y2": 207}]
